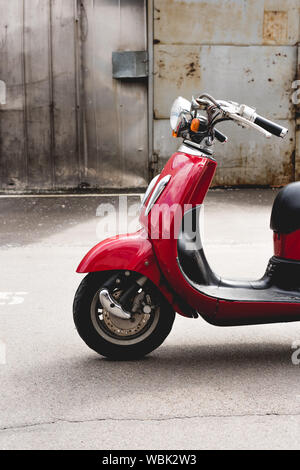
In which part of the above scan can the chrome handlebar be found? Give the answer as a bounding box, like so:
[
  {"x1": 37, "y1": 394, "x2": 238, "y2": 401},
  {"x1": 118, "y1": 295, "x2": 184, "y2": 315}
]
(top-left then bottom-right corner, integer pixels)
[{"x1": 194, "y1": 94, "x2": 288, "y2": 139}]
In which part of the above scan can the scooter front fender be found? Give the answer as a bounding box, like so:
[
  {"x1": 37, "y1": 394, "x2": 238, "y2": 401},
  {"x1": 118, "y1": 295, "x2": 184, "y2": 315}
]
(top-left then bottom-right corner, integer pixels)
[
  {"x1": 77, "y1": 229, "x2": 160, "y2": 280},
  {"x1": 76, "y1": 229, "x2": 191, "y2": 318}
]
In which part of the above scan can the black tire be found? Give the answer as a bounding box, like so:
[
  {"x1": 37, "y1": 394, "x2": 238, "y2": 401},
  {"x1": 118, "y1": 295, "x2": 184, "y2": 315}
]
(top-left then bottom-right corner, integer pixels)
[{"x1": 73, "y1": 271, "x2": 175, "y2": 360}]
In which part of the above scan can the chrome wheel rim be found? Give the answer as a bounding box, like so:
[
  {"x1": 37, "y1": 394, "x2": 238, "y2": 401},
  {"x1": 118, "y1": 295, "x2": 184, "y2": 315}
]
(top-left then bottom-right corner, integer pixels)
[{"x1": 90, "y1": 288, "x2": 160, "y2": 346}]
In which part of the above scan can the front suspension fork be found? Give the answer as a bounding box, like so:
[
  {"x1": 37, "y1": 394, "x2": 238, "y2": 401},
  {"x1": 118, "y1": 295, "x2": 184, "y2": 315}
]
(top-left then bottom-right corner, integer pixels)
[{"x1": 99, "y1": 272, "x2": 148, "y2": 320}]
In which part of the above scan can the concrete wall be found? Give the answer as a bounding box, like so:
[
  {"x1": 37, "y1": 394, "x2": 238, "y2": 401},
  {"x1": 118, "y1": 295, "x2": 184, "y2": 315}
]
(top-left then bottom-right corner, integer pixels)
[{"x1": 153, "y1": 0, "x2": 300, "y2": 186}]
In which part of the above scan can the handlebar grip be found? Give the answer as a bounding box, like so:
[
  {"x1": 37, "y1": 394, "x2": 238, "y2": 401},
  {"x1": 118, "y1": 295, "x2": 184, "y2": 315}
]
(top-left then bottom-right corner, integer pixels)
[
  {"x1": 254, "y1": 115, "x2": 288, "y2": 138},
  {"x1": 214, "y1": 128, "x2": 228, "y2": 143}
]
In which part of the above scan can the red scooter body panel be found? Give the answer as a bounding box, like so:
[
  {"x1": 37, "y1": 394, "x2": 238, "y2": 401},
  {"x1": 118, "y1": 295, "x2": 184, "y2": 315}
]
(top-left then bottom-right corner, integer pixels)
[
  {"x1": 139, "y1": 150, "x2": 300, "y2": 325},
  {"x1": 77, "y1": 229, "x2": 157, "y2": 277},
  {"x1": 216, "y1": 300, "x2": 300, "y2": 326},
  {"x1": 139, "y1": 151, "x2": 218, "y2": 315},
  {"x1": 76, "y1": 229, "x2": 190, "y2": 318},
  {"x1": 273, "y1": 230, "x2": 300, "y2": 260},
  {"x1": 77, "y1": 149, "x2": 300, "y2": 326}
]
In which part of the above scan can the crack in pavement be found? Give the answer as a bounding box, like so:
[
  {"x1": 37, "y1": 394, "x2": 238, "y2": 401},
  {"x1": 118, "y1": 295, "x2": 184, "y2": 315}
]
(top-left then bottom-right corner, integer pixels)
[{"x1": 1, "y1": 411, "x2": 300, "y2": 434}]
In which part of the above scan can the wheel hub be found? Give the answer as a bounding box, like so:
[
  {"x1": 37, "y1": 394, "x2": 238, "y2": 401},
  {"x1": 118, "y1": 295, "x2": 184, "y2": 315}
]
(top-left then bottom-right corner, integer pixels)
[
  {"x1": 101, "y1": 310, "x2": 151, "y2": 337},
  {"x1": 99, "y1": 290, "x2": 152, "y2": 338}
]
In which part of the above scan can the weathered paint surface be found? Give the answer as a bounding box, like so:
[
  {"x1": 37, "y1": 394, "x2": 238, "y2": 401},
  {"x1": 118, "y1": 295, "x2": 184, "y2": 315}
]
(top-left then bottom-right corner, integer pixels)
[
  {"x1": 154, "y1": 45, "x2": 296, "y2": 119},
  {"x1": 0, "y1": 0, "x2": 78, "y2": 191},
  {"x1": 80, "y1": 0, "x2": 148, "y2": 189},
  {"x1": 0, "y1": 0, "x2": 148, "y2": 191},
  {"x1": 154, "y1": 119, "x2": 295, "y2": 186},
  {"x1": 153, "y1": 0, "x2": 300, "y2": 186},
  {"x1": 154, "y1": 0, "x2": 300, "y2": 46},
  {"x1": 0, "y1": 0, "x2": 26, "y2": 191},
  {"x1": 295, "y1": 44, "x2": 300, "y2": 183},
  {"x1": 0, "y1": 0, "x2": 299, "y2": 190}
]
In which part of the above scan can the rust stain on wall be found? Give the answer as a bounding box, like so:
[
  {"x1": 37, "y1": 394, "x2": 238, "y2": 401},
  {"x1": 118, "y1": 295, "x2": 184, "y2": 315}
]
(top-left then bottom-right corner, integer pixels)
[
  {"x1": 263, "y1": 11, "x2": 288, "y2": 44},
  {"x1": 156, "y1": 48, "x2": 200, "y2": 90}
]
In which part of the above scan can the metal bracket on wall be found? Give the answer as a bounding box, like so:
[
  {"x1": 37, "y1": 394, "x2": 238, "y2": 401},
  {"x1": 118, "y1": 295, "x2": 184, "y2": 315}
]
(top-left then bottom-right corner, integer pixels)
[
  {"x1": 112, "y1": 51, "x2": 148, "y2": 79},
  {"x1": 0, "y1": 80, "x2": 6, "y2": 105}
]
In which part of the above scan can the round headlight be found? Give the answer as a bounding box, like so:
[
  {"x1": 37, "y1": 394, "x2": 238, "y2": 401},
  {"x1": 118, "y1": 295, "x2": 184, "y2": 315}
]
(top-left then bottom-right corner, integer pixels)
[{"x1": 170, "y1": 97, "x2": 191, "y2": 131}]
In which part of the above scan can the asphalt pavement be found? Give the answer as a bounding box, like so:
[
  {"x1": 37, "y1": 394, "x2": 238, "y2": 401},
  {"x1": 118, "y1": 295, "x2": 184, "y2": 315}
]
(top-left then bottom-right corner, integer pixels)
[{"x1": 0, "y1": 189, "x2": 300, "y2": 450}]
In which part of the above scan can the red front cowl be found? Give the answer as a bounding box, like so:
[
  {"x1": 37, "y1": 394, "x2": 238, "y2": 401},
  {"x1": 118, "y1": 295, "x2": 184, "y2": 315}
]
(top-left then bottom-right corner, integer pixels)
[{"x1": 139, "y1": 151, "x2": 219, "y2": 314}]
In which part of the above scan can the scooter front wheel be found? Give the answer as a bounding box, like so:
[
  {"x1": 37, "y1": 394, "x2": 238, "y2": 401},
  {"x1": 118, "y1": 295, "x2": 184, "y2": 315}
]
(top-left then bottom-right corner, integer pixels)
[{"x1": 73, "y1": 271, "x2": 175, "y2": 360}]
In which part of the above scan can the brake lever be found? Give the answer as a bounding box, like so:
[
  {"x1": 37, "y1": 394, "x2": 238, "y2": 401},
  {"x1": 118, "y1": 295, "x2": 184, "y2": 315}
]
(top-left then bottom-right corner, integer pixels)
[{"x1": 230, "y1": 114, "x2": 272, "y2": 138}]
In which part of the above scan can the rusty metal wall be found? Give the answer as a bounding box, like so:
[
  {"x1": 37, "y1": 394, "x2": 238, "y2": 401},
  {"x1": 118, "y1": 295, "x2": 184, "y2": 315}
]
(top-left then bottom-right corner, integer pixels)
[
  {"x1": 80, "y1": 0, "x2": 148, "y2": 189},
  {"x1": 0, "y1": 0, "x2": 148, "y2": 192},
  {"x1": 0, "y1": 0, "x2": 298, "y2": 191},
  {"x1": 153, "y1": 0, "x2": 300, "y2": 186},
  {"x1": 0, "y1": 0, "x2": 79, "y2": 191}
]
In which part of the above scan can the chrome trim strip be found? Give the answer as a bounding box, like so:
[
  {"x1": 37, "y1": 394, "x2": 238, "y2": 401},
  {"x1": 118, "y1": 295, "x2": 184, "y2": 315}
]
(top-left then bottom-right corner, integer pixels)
[
  {"x1": 145, "y1": 174, "x2": 171, "y2": 216},
  {"x1": 141, "y1": 174, "x2": 160, "y2": 207}
]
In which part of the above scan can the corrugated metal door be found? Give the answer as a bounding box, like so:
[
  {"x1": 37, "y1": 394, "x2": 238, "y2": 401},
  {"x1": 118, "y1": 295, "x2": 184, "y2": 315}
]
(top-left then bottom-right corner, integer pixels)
[
  {"x1": 0, "y1": 0, "x2": 148, "y2": 192},
  {"x1": 0, "y1": 0, "x2": 79, "y2": 191},
  {"x1": 80, "y1": 0, "x2": 148, "y2": 189}
]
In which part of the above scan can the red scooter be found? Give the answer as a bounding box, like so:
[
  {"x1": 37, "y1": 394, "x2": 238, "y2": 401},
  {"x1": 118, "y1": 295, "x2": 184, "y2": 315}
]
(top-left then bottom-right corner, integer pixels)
[{"x1": 73, "y1": 93, "x2": 299, "y2": 360}]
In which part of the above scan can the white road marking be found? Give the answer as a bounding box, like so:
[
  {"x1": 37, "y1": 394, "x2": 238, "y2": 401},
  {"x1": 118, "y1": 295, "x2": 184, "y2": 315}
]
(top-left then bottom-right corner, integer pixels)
[{"x1": 0, "y1": 292, "x2": 28, "y2": 306}]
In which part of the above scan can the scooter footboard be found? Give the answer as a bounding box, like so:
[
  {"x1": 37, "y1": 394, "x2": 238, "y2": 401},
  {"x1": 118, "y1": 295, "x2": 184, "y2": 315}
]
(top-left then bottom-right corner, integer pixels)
[{"x1": 76, "y1": 229, "x2": 192, "y2": 318}]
